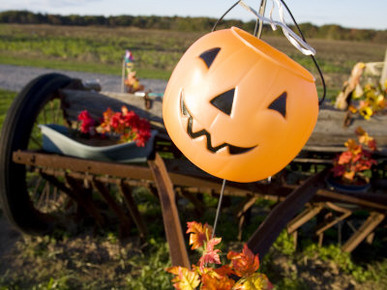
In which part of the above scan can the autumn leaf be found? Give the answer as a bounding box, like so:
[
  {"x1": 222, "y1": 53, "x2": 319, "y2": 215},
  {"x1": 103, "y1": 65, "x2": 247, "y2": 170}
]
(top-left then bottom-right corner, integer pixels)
[
  {"x1": 344, "y1": 139, "x2": 362, "y2": 155},
  {"x1": 214, "y1": 264, "x2": 234, "y2": 277},
  {"x1": 200, "y1": 272, "x2": 235, "y2": 290},
  {"x1": 348, "y1": 105, "x2": 358, "y2": 113},
  {"x1": 198, "y1": 237, "x2": 222, "y2": 271},
  {"x1": 343, "y1": 170, "x2": 355, "y2": 181},
  {"x1": 227, "y1": 244, "x2": 259, "y2": 278},
  {"x1": 367, "y1": 139, "x2": 377, "y2": 151},
  {"x1": 337, "y1": 151, "x2": 353, "y2": 165},
  {"x1": 186, "y1": 221, "x2": 213, "y2": 250},
  {"x1": 233, "y1": 273, "x2": 273, "y2": 290},
  {"x1": 166, "y1": 266, "x2": 200, "y2": 290},
  {"x1": 332, "y1": 164, "x2": 345, "y2": 177}
]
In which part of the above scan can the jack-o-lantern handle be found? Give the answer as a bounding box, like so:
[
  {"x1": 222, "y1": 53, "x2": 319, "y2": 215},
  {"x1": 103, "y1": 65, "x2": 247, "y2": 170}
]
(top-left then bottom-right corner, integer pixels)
[{"x1": 212, "y1": 0, "x2": 326, "y2": 105}]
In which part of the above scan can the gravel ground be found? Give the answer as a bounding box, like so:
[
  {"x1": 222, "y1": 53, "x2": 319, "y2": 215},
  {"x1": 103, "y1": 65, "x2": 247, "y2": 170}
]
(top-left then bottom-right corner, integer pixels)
[{"x1": 0, "y1": 64, "x2": 168, "y2": 94}]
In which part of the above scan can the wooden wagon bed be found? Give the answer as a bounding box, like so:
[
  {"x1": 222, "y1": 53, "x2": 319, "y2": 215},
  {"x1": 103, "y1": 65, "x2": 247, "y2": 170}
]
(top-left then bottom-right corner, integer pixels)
[{"x1": 4, "y1": 79, "x2": 387, "y2": 268}]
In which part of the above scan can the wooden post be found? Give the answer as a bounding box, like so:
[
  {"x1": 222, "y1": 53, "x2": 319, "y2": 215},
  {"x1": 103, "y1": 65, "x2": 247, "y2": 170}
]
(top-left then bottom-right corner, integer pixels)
[{"x1": 148, "y1": 153, "x2": 190, "y2": 268}]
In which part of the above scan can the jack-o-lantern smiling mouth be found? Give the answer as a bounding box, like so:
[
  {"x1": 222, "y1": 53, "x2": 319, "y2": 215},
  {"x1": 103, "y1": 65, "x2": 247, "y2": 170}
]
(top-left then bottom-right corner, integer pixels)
[{"x1": 180, "y1": 91, "x2": 257, "y2": 155}]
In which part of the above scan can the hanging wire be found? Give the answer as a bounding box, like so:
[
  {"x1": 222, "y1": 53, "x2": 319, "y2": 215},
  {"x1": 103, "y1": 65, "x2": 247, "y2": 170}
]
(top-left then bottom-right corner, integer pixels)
[
  {"x1": 212, "y1": 0, "x2": 241, "y2": 32},
  {"x1": 211, "y1": 0, "x2": 326, "y2": 105},
  {"x1": 278, "y1": 0, "x2": 326, "y2": 105},
  {"x1": 211, "y1": 179, "x2": 227, "y2": 239}
]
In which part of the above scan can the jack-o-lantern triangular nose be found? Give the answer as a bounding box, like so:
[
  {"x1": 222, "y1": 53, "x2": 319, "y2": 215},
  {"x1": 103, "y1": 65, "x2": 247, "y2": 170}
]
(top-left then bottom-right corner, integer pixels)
[
  {"x1": 199, "y1": 47, "x2": 220, "y2": 68},
  {"x1": 210, "y1": 88, "x2": 235, "y2": 115}
]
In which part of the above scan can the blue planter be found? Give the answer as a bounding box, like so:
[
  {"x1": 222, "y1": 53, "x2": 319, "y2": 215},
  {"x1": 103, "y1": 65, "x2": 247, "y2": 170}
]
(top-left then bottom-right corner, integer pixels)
[
  {"x1": 39, "y1": 124, "x2": 157, "y2": 163},
  {"x1": 325, "y1": 175, "x2": 371, "y2": 194}
]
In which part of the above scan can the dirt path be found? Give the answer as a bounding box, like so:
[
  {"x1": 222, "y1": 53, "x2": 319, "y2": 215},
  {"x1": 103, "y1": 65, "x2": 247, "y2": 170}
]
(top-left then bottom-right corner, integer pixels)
[{"x1": 0, "y1": 64, "x2": 167, "y2": 93}]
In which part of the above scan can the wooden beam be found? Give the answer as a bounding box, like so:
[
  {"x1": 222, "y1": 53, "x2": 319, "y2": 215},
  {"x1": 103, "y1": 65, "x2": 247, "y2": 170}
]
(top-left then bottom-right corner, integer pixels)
[
  {"x1": 315, "y1": 202, "x2": 352, "y2": 236},
  {"x1": 247, "y1": 169, "x2": 327, "y2": 258},
  {"x1": 342, "y1": 212, "x2": 385, "y2": 252},
  {"x1": 118, "y1": 182, "x2": 148, "y2": 240},
  {"x1": 148, "y1": 153, "x2": 190, "y2": 268},
  {"x1": 287, "y1": 204, "x2": 324, "y2": 234}
]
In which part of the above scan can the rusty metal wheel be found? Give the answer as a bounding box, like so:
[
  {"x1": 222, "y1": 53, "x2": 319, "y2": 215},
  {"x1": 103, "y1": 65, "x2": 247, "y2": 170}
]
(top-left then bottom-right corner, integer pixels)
[{"x1": 0, "y1": 73, "x2": 78, "y2": 234}]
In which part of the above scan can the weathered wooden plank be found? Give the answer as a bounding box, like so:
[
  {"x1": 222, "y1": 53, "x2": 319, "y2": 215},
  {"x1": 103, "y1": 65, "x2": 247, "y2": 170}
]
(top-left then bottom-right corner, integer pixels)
[
  {"x1": 13, "y1": 151, "x2": 387, "y2": 209},
  {"x1": 59, "y1": 89, "x2": 387, "y2": 154},
  {"x1": 306, "y1": 107, "x2": 387, "y2": 149},
  {"x1": 287, "y1": 204, "x2": 324, "y2": 234},
  {"x1": 148, "y1": 153, "x2": 190, "y2": 268},
  {"x1": 342, "y1": 212, "x2": 385, "y2": 252},
  {"x1": 60, "y1": 89, "x2": 164, "y2": 125}
]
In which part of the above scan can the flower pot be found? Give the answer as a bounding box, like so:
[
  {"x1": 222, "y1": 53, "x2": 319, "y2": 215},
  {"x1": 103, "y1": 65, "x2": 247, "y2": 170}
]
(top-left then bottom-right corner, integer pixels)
[
  {"x1": 39, "y1": 124, "x2": 157, "y2": 163},
  {"x1": 325, "y1": 174, "x2": 371, "y2": 194}
]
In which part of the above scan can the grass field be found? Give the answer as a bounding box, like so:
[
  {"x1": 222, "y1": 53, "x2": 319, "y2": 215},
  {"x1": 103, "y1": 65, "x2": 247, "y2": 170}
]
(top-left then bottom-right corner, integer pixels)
[
  {"x1": 1, "y1": 24, "x2": 386, "y2": 87},
  {"x1": 0, "y1": 89, "x2": 15, "y2": 128}
]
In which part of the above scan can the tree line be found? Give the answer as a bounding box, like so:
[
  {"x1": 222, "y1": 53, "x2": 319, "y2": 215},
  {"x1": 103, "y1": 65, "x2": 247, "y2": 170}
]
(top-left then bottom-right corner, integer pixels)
[{"x1": 0, "y1": 10, "x2": 386, "y2": 43}]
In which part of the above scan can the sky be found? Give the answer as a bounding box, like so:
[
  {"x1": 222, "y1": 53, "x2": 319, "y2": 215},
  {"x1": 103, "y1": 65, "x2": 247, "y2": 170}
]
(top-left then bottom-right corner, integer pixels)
[{"x1": 0, "y1": 0, "x2": 386, "y2": 30}]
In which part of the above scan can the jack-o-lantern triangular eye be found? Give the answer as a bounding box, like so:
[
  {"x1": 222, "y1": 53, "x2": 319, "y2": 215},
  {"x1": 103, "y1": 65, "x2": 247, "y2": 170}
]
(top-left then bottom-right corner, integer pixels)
[
  {"x1": 199, "y1": 47, "x2": 220, "y2": 69},
  {"x1": 210, "y1": 88, "x2": 235, "y2": 115},
  {"x1": 268, "y1": 91, "x2": 287, "y2": 118}
]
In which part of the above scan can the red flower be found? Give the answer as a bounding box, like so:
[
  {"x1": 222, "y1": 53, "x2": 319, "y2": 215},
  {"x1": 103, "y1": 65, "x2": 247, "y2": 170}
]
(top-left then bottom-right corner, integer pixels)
[
  {"x1": 96, "y1": 106, "x2": 151, "y2": 147},
  {"x1": 77, "y1": 110, "x2": 95, "y2": 134}
]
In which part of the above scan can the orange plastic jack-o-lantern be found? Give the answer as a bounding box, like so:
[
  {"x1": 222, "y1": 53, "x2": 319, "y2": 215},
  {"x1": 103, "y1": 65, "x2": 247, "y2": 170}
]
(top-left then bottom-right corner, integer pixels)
[{"x1": 163, "y1": 27, "x2": 319, "y2": 182}]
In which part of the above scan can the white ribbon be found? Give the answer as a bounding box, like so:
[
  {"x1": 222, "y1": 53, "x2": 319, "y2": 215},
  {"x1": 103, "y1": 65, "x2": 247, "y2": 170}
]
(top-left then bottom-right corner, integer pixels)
[{"x1": 239, "y1": 0, "x2": 316, "y2": 56}]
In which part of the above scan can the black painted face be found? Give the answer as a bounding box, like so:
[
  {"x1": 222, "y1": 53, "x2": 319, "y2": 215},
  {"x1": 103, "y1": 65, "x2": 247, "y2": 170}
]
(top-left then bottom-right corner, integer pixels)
[
  {"x1": 179, "y1": 47, "x2": 288, "y2": 155},
  {"x1": 180, "y1": 90, "x2": 256, "y2": 155}
]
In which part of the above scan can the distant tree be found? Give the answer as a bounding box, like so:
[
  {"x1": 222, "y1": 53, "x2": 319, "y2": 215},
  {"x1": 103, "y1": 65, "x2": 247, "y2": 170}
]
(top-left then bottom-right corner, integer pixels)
[{"x1": 0, "y1": 10, "x2": 385, "y2": 43}]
